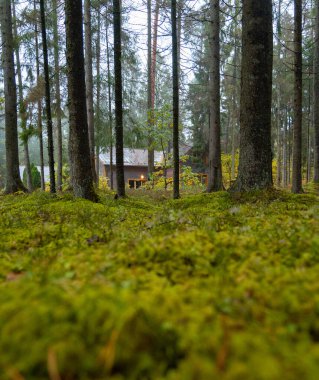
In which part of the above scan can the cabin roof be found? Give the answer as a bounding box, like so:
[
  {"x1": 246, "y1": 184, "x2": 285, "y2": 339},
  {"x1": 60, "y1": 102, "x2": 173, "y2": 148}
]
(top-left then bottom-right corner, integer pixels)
[{"x1": 99, "y1": 148, "x2": 163, "y2": 167}]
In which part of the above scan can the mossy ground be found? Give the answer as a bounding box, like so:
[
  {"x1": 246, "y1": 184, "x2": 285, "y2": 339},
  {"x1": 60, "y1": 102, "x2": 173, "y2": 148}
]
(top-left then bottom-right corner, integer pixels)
[{"x1": 1, "y1": 188, "x2": 319, "y2": 379}]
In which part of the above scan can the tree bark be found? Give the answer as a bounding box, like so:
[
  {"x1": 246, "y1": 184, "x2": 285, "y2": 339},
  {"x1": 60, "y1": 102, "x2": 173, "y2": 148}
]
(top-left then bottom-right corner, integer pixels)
[
  {"x1": 231, "y1": 0, "x2": 273, "y2": 192},
  {"x1": 106, "y1": 18, "x2": 114, "y2": 190},
  {"x1": 113, "y1": 0, "x2": 125, "y2": 197},
  {"x1": 276, "y1": 14, "x2": 282, "y2": 188},
  {"x1": 40, "y1": 0, "x2": 56, "y2": 193},
  {"x1": 307, "y1": 68, "x2": 312, "y2": 183},
  {"x1": 147, "y1": 0, "x2": 153, "y2": 178},
  {"x1": 84, "y1": 0, "x2": 97, "y2": 183},
  {"x1": 95, "y1": 8, "x2": 101, "y2": 184},
  {"x1": 292, "y1": 0, "x2": 303, "y2": 193},
  {"x1": 34, "y1": 0, "x2": 45, "y2": 191},
  {"x1": 276, "y1": 108, "x2": 282, "y2": 187},
  {"x1": 148, "y1": 0, "x2": 160, "y2": 178},
  {"x1": 172, "y1": 0, "x2": 180, "y2": 199},
  {"x1": 1, "y1": 0, "x2": 26, "y2": 193},
  {"x1": 65, "y1": 0, "x2": 97, "y2": 201},
  {"x1": 231, "y1": 1, "x2": 239, "y2": 181},
  {"x1": 52, "y1": 0, "x2": 63, "y2": 191},
  {"x1": 207, "y1": 0, "x2": 223, "y2": 192},
  {"x1": 288, "y1": 112, "x2": 292, "y2": 184},
  {"x1": 283, "y1": 107, "x2": 288, "y2": 187},
  {"x1": 13, "y1": 0, "x2": 32, "y2": 192},
  {"x1": 314, "y1": 0, "x2": 319, "y2": 182}
]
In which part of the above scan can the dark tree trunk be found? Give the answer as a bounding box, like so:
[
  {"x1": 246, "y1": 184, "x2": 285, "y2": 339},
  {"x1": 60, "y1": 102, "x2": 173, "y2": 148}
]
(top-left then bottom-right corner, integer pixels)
[
  {"x1": 52, "y1": 0, "x2": 63, "y2": 191},
  {"x1": 106, "y1": 19, "x2": 114, "y2": 190},
  {"x1": 1, "y1": 0, "x2": 26, "y2": 194},
  {"x1": 292, "y1": 0, "x2": 303, "y2": 193},
  {"x1": 148, "y1": 0, "x2": 160, "y2": 178},
  {"x1": 276, "y1": 14, "x2": 282, "y2": 188},
  {"x1": 230, "y1": 52, "x2": 238, "y2": 181},
  {"x1": 231, "y1": 1, "x2": 239, "y2": 181},
  {"x1": 283, "y1": 107, "x2": 288, "y2": 187},
  {"x1": 147, "y1": 0, "x2": 153, "y2": 179},
  {"x1": 231, "y1": 0, "x2": 273, "y2": 192},
  {"x1": 65, "y1": 0, "x2": 97, "y2": 201},
  {"x1": 277, "y1": 108, "x2": 282, "y2": 187},
  {"x1": 95, "y1": 8, "x2": 101, "y2": 184},
  {"x1": 34, "y1": 0, "x2": 45, "y2": 191},
  {"x1": 288, "y1": 112, "x2": 292, "y2": 184},
  {"x1": 84, "y1": 0, "x2": 97, "y2": 183},
  {"x1": 207, "y1": 0, "x2": 223, "y2": 192},
  {"x1": 40, "y1": 0, "x2": 56, "y2": 193},
  {"x1": 307, "y1": 70, "x2": 312, "y2": 183},
  {"x1": 314, "y1": 0, "x2": 319, "y2": 182},
  {"x1": 171, "y1": 0, "x2": 180, "y2": 199},
  {"x1": 177, "y1": 0, "x2": 182, "y2": 79},
  {"x1": 113, "y1": 0, "x2": 125, "y2": 197}
]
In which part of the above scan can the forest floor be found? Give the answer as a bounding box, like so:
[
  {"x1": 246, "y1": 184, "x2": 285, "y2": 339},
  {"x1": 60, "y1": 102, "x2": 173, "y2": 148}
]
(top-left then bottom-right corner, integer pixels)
[{"x1": 1, "y1": 187, "x2": 319, "y2": 379}]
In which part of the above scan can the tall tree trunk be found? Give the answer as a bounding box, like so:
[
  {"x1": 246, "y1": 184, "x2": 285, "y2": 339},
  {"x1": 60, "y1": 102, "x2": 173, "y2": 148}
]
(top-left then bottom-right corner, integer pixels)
[
  {"x1": 292, "y1": 0, "x2": 303, "y2": 193},
  {"x1": 147, "y1": 0, "x2": 153, "y2": 179},
  {"x1": 65, "y1": 0, "x2": 97, "y2": 201},
  {"x1": 172, "y1": 0, "x2": 180, "y2": 199},
  {"x1": 277, "y1": 112, "x2": 282, "y2": 187},
  {"x1": 177, "y1": 0, "x2": 182, "y2": 78},
  {"x1": 84, "y1": 0, "x2": 97, "y2": 183},
  {"x1": 231, "y1": 3, "x2": 239, "y2": 181},
  {"x1": 52, "y1": 0, "x2": 63, "y2": 191},
  {"x1": 40, "y1": 0, "x2": 56, "y2": 193},
  {"x1": 13, "y1": 0, "x2": 32, "y2": 192},
  {"x1": 106, "y1": 18, "x2": 114, "y2": 190},
  {"x1": 207, "y1": 0, "x2": 223, "y2": 192},
  {"x1": 307, "y1": 69, "x2": 312, "y2": 183},
  {"x1": 148, "y1": 0, "x2": 160, "y2": 177},
  {"x1": 283, "y1": 107, "x2": 288, "y2": 187},
  {"x1": 276, "y1": 10, "x2": 282, "y2": 188},
  {"x1": 95, "y1": 8, "x2": 101, "y2": 184},
  {"x1": 288, "y1": 112, "x2": 292, "y2": 185},
  {"x1": 1, "y1": 0, "x2": 26, "y2": 194},
  {"x1": 113, "y1": 0, "x2": 125, "y2": 197},
  {"x1": 34, "y1": 0, "x2": 45, "y2": 191},
  {"x1": 314, "y1": 0, "x2": 319, "y2": 182},
  {"x1": 231, "y1": 0, "x2": 273, "y2": 191}
]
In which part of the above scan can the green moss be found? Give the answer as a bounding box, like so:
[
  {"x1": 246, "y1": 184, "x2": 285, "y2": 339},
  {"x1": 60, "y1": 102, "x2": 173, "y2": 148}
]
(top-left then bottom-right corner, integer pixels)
[{"x1": 1, "y1": 189, "x2": 319, "y2": 379}]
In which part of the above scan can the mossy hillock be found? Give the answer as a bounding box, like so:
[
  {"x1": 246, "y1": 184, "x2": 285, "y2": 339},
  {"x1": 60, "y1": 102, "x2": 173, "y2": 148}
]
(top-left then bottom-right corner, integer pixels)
[{"x1": 1, "y1": 189, "x2": 319, "y2": 379}]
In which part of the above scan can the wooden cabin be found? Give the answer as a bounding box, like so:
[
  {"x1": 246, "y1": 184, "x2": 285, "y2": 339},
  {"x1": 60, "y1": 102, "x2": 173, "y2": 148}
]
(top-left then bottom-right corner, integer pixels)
[{"x1": 98, "y1": 148, "x2": 163, "y2": 189}]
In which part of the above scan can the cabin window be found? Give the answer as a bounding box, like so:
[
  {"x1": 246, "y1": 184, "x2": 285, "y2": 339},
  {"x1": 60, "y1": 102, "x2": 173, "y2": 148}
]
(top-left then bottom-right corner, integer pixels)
[
  {"x1": 197, "y1": 174, "x2": 208, "y2": 185},
  {"x1": 128, "y1": 178, "x2": 147, "y2": 189}
]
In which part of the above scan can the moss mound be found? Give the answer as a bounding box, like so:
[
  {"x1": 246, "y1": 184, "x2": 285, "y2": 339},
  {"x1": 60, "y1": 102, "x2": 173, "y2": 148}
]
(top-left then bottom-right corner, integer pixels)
[{"x1": 1, "y1": 189, "x2": 319, "y2": 379}]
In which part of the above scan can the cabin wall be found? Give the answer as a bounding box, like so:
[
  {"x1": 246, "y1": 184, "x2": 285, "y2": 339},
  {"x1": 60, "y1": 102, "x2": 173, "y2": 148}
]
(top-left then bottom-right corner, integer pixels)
[{"x1": 100, "y1": 164, "x2": 148, "y2": 189}]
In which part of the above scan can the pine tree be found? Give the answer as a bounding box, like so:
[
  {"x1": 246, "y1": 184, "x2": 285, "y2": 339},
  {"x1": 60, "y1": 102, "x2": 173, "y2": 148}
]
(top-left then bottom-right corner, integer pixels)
[
  {"x1": 1, "y1": 0, "x2": 26, "y2": 194},
  {"x1": 314, "y1": 0, "x2": 319, "y2": 182},
  {"x1": 172, "y1": 0, "x2": 180, "y2": 199},
  {"x1": 113, "y1": 0, "x2": 125, "y2": 197},
  {"x1": 65, "y1": 0, "x2": 97, "y2": 201},
  {"x1": 40, "y1": 0, "x2": 56, "y2": 193},
  {"x1": 292, "y1": 0, "x2": 303, "y2": 193},
  {"x1": 207, "y1": 0, "x2": 223, "y2": 192},
  {"x1": 231, "y1": 0, "x2": 273, "y2": 191}
]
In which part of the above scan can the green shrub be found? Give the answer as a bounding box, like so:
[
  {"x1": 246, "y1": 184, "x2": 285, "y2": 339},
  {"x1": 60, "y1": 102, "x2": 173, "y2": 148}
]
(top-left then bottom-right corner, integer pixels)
[{"x1": 23, "y1": 163, "x2": 41, "y2": 189}]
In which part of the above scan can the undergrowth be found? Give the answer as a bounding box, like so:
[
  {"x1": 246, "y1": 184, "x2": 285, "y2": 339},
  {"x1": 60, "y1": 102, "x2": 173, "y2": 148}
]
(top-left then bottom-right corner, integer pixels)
[{"x1": 1, "y1": 188, "x2": 319, "y2": 379}]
